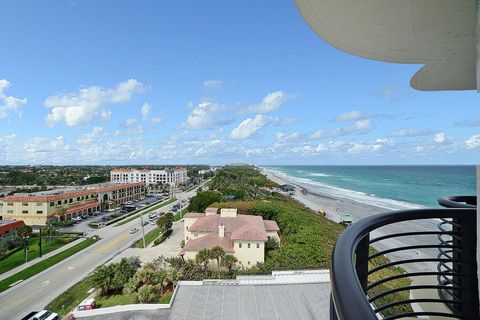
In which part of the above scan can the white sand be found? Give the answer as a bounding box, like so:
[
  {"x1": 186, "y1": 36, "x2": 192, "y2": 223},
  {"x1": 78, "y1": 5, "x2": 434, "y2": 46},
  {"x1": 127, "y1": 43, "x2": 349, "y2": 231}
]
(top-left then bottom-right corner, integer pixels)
[{"x1": 262, "y1": 169, "x2": 439, "y2": 273}]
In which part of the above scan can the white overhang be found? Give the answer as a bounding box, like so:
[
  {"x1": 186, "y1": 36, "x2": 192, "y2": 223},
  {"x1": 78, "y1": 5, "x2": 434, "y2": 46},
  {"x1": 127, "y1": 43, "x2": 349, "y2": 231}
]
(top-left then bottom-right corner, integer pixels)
[{"x1": 294, "y1": 0, "x2": 477, "y2": 91}]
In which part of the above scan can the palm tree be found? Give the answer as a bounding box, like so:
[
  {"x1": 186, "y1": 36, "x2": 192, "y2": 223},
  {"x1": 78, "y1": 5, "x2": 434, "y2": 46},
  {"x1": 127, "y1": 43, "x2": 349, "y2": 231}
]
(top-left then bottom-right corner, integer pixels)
[
  {"x1": 221, "y1": 255, "x2": 238, "y2": 277},
  {"x1": 91, "y1": 264, "x2": 115, "y2": 295},
  {"x1": 42, "y1": 224, "x2": 57, "y2": 245},
  {"x1": 15, "y1": 225, "x2": 32, "y2": 262},
  {"x1": 210, "y1": 246, "x2": 225, "y2": 276},
  {"x1": 195, "y1": 249, "x2": 212, "y2": 278}
]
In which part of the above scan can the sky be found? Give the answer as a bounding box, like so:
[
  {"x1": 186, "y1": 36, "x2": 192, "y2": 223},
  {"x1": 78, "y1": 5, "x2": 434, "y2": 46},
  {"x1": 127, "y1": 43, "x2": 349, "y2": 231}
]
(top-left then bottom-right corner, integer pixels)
[{"x1": 0, "y1": 1, "x2": 479, "y2": 166}]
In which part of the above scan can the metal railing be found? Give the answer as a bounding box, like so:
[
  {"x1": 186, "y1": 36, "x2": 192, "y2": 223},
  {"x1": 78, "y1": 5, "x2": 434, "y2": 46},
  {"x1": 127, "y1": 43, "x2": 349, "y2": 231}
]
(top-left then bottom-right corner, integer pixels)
[
  {"x1": 438, "y1": 196, "x2": 477, "y2": 209},
  {"x1": 437, "y1": 196, "x2": 478, "y2": 315},
  {"x1": 330, "y1": 206, "x2": 478, "y2": 319}
]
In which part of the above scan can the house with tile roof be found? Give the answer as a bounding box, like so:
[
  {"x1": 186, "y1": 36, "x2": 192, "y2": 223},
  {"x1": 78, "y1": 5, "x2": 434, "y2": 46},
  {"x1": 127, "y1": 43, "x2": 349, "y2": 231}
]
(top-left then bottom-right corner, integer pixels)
[{"x1": 181, "y1": 207, "x2": 280, "y2": 267}]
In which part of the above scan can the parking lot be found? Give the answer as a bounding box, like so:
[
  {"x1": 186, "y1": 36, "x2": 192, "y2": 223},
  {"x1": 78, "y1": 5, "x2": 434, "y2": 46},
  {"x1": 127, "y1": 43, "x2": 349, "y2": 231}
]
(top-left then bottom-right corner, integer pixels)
[{"x1": 56, "y1": 195, "x2": 164, "y2": 233}]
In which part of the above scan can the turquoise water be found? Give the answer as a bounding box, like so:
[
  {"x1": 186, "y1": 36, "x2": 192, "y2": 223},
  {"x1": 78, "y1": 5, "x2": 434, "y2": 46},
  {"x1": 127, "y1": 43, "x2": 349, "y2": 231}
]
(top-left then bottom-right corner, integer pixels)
[{"x1": 263, "y1": 165, "x2": 476, "y2": 209}]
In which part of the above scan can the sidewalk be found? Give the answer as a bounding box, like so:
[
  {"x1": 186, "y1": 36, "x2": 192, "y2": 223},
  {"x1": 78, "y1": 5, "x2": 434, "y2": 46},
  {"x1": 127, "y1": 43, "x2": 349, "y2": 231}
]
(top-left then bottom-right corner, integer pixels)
[{"x1": 0, "y1": 237, "x2": 85, "y2": 281}]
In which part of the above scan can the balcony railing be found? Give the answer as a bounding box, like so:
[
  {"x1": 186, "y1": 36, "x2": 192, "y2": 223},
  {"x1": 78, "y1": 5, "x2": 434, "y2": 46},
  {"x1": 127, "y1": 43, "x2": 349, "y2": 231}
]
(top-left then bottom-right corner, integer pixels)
[{"x1": 330, "y1": 197, "x2": 478, "y2": 320}]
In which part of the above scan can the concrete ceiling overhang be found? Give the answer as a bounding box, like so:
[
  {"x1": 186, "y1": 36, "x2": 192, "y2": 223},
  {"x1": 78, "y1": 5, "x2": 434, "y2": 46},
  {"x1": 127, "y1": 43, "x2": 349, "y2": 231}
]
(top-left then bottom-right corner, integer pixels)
[{"x1": 294, "y1": 0, "x2": 477, "y2": 91}]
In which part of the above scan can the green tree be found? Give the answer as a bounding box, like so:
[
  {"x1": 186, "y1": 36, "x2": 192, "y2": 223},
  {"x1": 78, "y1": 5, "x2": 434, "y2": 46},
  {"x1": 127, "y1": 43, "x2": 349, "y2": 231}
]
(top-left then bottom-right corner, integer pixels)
[
  {"x1": 195, "y1": 249, "x2": 212, "y2": 278},
  {"x1": 41, "y1": 224, "x2": 57, "y2": 245},
  {"x1": 112, "y1": 257, "x2": 141, "y2": 291},
  {"x1": 187, "y1": 191, "x2": 221, "y2": 212},
  {"x1": 137, "y1": 284, "x2": 156, "y2": 303},
  {"x1": 265, "y1": 236, "x2": 279, "y2": 255},
  {"x1": 156, "y1": 215, "x2": 173, "y2": 232},
  {"x1": 15, "y1": 225, "x2": 32, "y2": 262},
  {"x1": 210, "y1": 246, "x2": 225, "y2": 275},
  {"x1": 91, "y1": 264, "x2": 116, "y2": 295},
  {"x1": 221, "y1": 255, "x2": 238, "y2": 277}
]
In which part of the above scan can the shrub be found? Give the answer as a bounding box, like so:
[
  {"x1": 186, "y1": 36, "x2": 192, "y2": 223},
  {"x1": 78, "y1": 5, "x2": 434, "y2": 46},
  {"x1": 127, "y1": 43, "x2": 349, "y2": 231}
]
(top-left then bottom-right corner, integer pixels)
[
  {"x1": 187, "y1": 191, "x2": 222, "y2": 212},
  {"x1": 153, "y1": 229, "x2": 172, "y2": 246},
  {"x1": 137, "y1": 284, "x2": 156, "y2": 303}
]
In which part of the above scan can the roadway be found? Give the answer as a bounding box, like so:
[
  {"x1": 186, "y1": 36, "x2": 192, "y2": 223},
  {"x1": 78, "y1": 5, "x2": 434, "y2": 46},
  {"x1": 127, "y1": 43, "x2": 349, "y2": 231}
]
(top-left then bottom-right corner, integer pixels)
[{"x1": 0, "y1": 187, "x2": 199, "y2": 320}]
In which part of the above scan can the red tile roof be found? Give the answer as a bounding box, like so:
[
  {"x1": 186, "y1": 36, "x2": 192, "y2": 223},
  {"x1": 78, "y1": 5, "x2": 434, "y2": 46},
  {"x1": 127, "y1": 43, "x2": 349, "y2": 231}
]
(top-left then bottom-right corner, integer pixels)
[
  {"x1": 2, "y1": 182, "x2": 144, "y2": 202},
  {"x1": 189, "y1": 214, "x2": 268, "y2": 241},
  {"x1": 184, "y1": 212, "x2": 206, "y2": 218},
  {"x1": 181, "y1": 233, "x2": 235, "y2": 254},
  {"x1": 0, "y1": 220, "x2": 25, "y2": 235},
  {"x1": 264, "y1": 220, "x2": 280, "y2": 232},
  {"x1": 64, "y1": 201, "x2": 100, "y2": 214}
]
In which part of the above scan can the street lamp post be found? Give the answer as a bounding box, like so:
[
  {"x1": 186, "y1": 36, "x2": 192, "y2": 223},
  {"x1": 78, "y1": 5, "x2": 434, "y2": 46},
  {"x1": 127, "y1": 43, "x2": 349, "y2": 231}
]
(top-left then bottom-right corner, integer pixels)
[{"x1": 140, "y1": 215, "x2": 146, "y2": 249}]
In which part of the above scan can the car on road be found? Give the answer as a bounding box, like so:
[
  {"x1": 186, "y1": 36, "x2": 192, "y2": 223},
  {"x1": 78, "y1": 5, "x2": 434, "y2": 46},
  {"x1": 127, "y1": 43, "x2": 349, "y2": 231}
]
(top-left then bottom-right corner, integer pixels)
[
  {"x1": 130, "y1": 228, "x2": 139, "y2": 234},
  {"x1": 28, "y1": 310, "x2": 59, "y2": 320},
  {"x1": 143, "y1": 220, "x2": 149, "y2": 226}
]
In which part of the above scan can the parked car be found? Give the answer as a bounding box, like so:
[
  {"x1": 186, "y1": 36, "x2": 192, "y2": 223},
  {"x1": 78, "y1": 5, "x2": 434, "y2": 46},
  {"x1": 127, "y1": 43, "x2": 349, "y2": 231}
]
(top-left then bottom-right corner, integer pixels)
[
  {"x1": 77, "y1": 298, "x2": 96, "y2": 311},
  {"x1": 130, "y1": 228, "x2": 139, "y2": 234},
  {"x1": 20, "y1": 311, "x2": 38, "y2": 320},
  {"x1": 29, "y1": 310, "x2": 59, "y2": 320},
  {"x1": 150, "y1": 220, "x2": 156, "y2": 225}
]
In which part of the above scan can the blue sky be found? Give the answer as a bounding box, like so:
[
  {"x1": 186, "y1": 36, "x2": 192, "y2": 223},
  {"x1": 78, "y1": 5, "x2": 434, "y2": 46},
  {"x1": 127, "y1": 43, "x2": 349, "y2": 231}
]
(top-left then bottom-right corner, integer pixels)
[{"x1": 0, "y1": 0, "x2": 478, "y2": 165}]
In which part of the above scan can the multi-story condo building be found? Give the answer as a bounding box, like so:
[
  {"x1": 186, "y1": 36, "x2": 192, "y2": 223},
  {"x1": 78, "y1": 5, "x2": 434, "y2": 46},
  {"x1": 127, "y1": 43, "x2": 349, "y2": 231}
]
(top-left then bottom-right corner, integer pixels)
[
  {"x1": 181, "y1": 207, "x2": 280, "y2": 267},
  {"x1": 110, "y1": 168, "x2": 188, "y2": 186},
  {"x1": 1, "y1": 182, "x2": 145, "y2": 226}
]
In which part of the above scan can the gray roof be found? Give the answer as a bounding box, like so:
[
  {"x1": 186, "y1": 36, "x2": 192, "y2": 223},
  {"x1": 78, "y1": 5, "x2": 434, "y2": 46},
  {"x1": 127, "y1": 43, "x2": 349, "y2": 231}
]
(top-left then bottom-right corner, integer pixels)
[{"x1": 169, "y1": 283, "x2": 330, "y2": 320}]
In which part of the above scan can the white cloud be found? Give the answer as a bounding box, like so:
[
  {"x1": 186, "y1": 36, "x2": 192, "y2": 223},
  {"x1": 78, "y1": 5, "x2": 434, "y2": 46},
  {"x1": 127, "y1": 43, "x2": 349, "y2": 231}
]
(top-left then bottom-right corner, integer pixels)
[
  {"x1": 315, "y1": 118, "x2": 373, "y2": 139},
  {"x1": 141, "y1": 103, "x2": 151, "y2": 120},
  {"x1": 245, "y1": 91, "x2": 292, "y2": 114},
  {"x1": 203, "y1": 79, "x2": 224, "y2": 90},
  {"x1": 185, "y1": 101, "x2": 226, "y2": 129},
  {"x1": 413, "y1": 145, "x2": 425, "y2": 153},
  {"x1": 347, "y1": 138, "x2": 393, "y2": 154},
  {"x1": 434, "y1": 132, "x2": 446, "y2": 143},
  {"x1": 229, "y1": 114, "x2": 270, "y2": 140},
  {"x1": 389, "y1": 128, "x2": 431, "y2": 137},
  {"x1": 273, "y1": 132, "x2": 301, "y2": 148},
  {"x1": 23, "y1": 135, "x2": 67, "y2": 154},
  {"x1": 465, "y1": 134, "x2": 480, "y2": 149},
  {"x1": 334, "y1": 110, "x2": 363, "y2": 122},
  {"x1": 309, "y1": 129, "x2": 326, "y2": 140},
  {"x1": 123, "y1": 118, "x2": 138, "y2": 128},
  {"x1": 0, "y1": 134, "x2": 16, "y2": 144},
  {"x1": 44, "y1": 79, "x2": 146, "y2": 127},
  {"x1": 0, "y1": 79, "x2": 27, "y2": 118},
  {"x1": 76, "y1": 126, "x2": 104, "y2": 145}
]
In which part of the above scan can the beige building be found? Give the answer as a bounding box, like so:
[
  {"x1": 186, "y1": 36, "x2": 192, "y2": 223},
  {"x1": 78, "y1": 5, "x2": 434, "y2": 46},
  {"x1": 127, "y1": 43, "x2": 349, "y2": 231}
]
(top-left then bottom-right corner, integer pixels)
[
  {"x1": 181, "y1": 207, "x2": 280, "y2": 267},
  {"x1": 1, "y1": 182, "x2": 145, "y2": 226}
]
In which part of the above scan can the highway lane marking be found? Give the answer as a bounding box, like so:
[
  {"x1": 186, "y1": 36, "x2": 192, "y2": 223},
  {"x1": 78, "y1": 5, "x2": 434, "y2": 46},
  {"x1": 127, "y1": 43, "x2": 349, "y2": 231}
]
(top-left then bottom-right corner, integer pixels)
[
  {"x1": 42, "y1": 280, "x2": 50, "y2": 287},
  {"x1": 68, "y1": 265, "x2": 76, "y2": 270},
  {"x1": 93, "y1": 231, "x2": 129, "y2": 254}
]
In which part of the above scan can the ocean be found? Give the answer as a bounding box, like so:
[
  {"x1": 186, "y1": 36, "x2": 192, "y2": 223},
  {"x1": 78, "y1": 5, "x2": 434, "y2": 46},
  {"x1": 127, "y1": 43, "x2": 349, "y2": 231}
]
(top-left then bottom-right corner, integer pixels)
[{"x1": 262, "y1": 165, "x2": 477, "y2": 210}]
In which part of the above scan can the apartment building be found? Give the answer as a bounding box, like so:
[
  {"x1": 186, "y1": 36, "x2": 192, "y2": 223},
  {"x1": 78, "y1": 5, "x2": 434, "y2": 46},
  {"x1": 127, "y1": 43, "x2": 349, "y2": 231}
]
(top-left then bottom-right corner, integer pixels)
[
  {"x1": 181, "y1": 208, "x2": 280, "y2": 267},
  {"x1": 110, "y1": 168, "x2": 188, "y2": 186},
  {"x1": 1, "y1": 182, "x2": 145, "y2": 226}
]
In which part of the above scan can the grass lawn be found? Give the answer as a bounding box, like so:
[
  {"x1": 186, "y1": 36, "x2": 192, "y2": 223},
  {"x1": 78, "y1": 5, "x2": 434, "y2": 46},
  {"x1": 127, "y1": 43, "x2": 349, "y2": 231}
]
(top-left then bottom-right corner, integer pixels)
[
  {"x1": 134, "y1": 227, "x2": 162, "y2": 248},
  {"x1": 115, "y1": 198, "x2": 176, "y2": 226},
  {"x1": 0, "y1": 236, "x2": 99, "y2": 293},
  {"x1": 46, "y1": 274, "x2": 94, "y2": 316},
  {"x1": 47, "y1": 273, "x2": 173, "y2": 316},
  {"x1": 0, "y1": 237, "x2": 71, "y2": 275}
]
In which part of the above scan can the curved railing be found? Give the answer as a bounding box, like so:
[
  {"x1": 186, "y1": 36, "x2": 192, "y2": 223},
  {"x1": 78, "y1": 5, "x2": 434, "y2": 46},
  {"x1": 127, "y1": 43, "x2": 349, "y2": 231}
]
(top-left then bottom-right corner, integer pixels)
[
  {"x1": 438, "y1": 195, "x2": 477, "y2": 209},
  {"x1": 330, "y1": 208, "x2": 478, "y2": 320},
  {"x1": 436, "y1": 195, "x2": 477, "y2": 314}
]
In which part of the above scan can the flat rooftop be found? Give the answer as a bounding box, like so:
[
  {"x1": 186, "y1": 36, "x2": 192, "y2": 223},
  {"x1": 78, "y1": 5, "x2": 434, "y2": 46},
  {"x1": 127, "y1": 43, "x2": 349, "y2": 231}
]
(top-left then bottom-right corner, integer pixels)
[
  {"x1": 14, "y1": 182, "x2": 129, "y2": 196},
  {"x1": 170, "y1": 282, "x2": 330, "y2": 320}
]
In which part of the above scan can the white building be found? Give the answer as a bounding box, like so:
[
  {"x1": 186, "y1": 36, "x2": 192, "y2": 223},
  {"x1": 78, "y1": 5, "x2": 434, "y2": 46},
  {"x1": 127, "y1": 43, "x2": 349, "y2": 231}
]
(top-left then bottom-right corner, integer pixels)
[{"x1": 110, "y1": 168, "x2": 188, "y2": 186}]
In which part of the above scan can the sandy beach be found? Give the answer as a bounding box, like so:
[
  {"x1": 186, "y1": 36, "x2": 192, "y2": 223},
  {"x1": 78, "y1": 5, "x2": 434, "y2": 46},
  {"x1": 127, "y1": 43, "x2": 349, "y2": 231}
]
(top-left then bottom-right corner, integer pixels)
[{"x1": 261, "y1": 169, "x2": 440, "y2": 273}]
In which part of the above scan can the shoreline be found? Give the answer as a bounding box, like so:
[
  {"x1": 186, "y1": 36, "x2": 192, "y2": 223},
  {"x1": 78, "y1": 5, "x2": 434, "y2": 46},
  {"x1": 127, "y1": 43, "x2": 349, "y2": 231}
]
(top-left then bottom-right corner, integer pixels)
[
  {"x1": 262, "y1": 169, "x2": 392, "y2": 223},
  {"x1": 261, "y1": 168, "x2": 439, "y2": 273}
]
